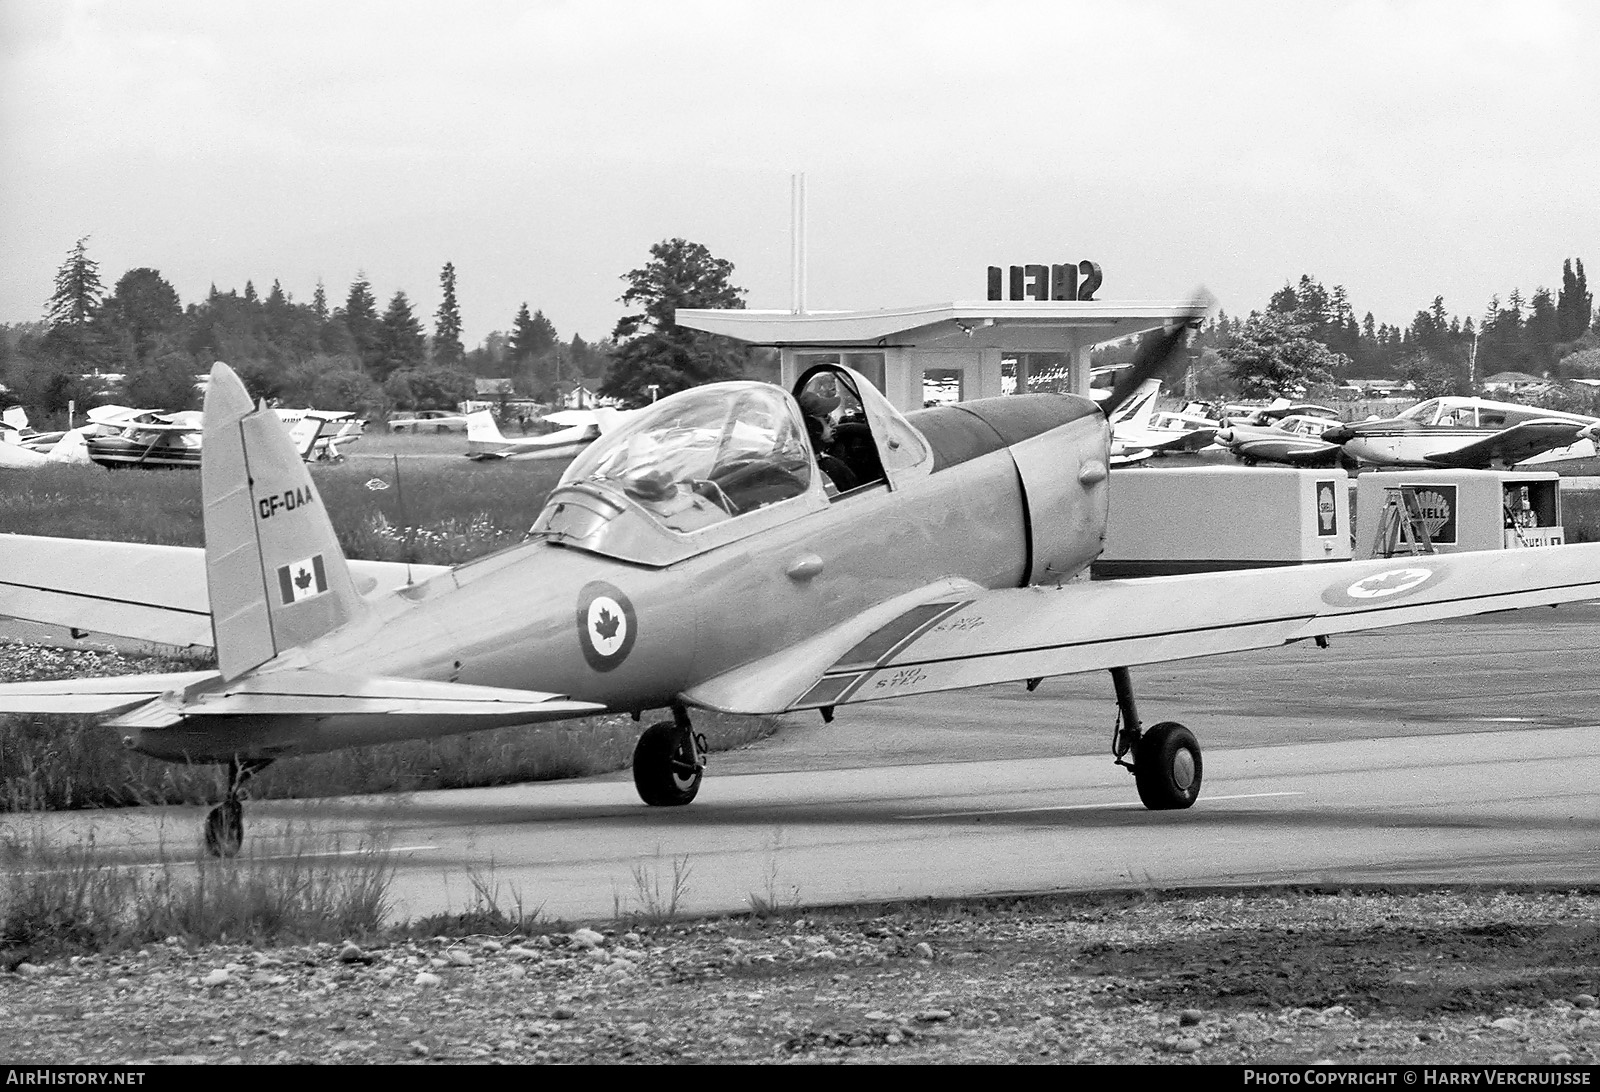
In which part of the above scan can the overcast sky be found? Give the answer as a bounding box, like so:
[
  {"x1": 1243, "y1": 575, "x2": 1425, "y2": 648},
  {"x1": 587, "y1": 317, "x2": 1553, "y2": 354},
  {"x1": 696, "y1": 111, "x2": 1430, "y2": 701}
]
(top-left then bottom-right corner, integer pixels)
[{"x1": 2, "y1": 0, "x2": 1596, "y2": 347}]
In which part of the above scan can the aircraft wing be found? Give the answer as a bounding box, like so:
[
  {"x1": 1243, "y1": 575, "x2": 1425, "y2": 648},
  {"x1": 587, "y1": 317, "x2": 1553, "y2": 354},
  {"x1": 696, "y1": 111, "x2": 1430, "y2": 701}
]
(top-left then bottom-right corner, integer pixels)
[
  {"x1": 1425, "y1": 420, "x2": 1586, "y2": 468},
  {"x1": 684, "y1": 545, "x2": 1600, "y2": 715},
  {"x1": 1142, "y1": 428, "x2": 1217, "y2": 453},
  {"x1": 0, "y1": 534, "x2": 449, "y2": 649}
]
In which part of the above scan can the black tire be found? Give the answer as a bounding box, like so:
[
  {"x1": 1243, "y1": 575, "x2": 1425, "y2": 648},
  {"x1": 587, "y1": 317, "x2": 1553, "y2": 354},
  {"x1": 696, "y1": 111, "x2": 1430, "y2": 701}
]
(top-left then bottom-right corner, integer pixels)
[
  {"x1": 1133, "y1": 721, "x2": 1202, "y2": 810},
  {"x1": 204, "y1": 799, "x2": 243, "y2": 857},
  {"x1": 632, "y1": 720, "x2": 702, "y2": 806}
]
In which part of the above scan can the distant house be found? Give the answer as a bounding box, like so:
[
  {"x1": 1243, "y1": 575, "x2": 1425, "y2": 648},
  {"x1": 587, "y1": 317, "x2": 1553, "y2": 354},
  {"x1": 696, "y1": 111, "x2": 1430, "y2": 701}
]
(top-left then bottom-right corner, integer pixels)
[
  {"x1": 1481, "y1": 371, "x2": 1544, "y2": 393},
  {"x1": 1345, "y1": 378, "x2": 1415, "y2": 398},
  {"x1": 560, "y1": 384, "x2": 599, "y2": 409}
]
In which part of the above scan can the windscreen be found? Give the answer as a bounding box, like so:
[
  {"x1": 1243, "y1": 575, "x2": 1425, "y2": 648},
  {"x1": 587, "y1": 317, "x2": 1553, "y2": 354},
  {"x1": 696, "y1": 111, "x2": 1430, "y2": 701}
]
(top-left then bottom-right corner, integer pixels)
[{"x1": 557, "y1": 383, "x2": 812, "y2": 532}]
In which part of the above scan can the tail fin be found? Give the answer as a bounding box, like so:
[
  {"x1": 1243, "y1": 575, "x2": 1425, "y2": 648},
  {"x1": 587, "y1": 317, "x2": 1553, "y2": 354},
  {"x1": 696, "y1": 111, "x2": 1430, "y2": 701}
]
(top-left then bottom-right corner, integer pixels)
[
  {"x1": 1109, "y1": 379, "x2": 1162, "y2": 428},
  {"x1": 281, "y1": 414, "x2": 323, "y2": 459},
  {"x1": 465, "y1": 409, "x2": 511, "y2": 458},
  {"x1": 466, "y1": 409, "x2": 507, "y2": 444},
  {"x1": 202, "y1": 363, "x2": 366, "y2": 680}
]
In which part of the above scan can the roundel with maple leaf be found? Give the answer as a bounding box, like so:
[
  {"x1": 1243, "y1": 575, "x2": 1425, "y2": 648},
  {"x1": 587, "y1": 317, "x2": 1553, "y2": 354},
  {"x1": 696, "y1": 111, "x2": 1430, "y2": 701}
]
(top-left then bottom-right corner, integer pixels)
[
  {"x1": 576, "y1": 581, "x2": 637, "y2": 671},
  {"x1": 1320, "y1": 564, "x2": 1444, "y2": 608}
]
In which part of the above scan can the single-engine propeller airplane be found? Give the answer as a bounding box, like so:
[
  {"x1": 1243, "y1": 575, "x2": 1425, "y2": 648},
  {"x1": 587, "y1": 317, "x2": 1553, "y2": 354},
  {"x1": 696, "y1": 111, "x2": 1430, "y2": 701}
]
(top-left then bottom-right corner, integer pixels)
[
  {"x1": 464, "y1": 407, "x2": 621, "y2": 462},
  {"x1": 1321, "y1": 396, "x2": 1600, "y2": 469},
  {"x1": 6, "y1": 306, "x2": 1600, "y2": 857}
]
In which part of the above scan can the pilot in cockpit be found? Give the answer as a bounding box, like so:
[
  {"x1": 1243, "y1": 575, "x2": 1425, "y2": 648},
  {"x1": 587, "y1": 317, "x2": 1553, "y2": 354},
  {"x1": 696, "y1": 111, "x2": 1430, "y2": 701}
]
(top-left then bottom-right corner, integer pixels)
[
  {"x1": 800, "y1": 381, "x2": 860, "y2": 495},
  {"x1": 799, "y1": 371, "x2": 882, "y2": 493}
]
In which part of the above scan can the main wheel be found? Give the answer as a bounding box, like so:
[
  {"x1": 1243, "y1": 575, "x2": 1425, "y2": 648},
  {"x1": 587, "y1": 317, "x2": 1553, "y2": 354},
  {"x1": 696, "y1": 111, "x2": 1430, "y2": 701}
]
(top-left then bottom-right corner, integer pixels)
[
  {"x1": 204, "y1": 798, "x2": 244, "y2": 857},
  {"x1": 1133, "y1": 721, "x2": 1202, "y2": 810},
  {"x1": 632, "y1": 720, "x2": 702, "y2": 806}
]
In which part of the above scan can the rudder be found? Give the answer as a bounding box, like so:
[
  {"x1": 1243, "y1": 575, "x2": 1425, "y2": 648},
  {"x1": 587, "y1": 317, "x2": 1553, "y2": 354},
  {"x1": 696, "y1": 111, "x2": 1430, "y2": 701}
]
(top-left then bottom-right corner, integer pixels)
[{"x1": 202, "y1": 362, "x2": 365, "y2": 680}]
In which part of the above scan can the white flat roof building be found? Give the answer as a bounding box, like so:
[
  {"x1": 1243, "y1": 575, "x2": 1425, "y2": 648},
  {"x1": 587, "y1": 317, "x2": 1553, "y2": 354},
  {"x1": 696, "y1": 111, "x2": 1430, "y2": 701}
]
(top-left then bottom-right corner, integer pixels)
[{"x1": 676, "y1": 299, "x2": 1202, "y2": 414}]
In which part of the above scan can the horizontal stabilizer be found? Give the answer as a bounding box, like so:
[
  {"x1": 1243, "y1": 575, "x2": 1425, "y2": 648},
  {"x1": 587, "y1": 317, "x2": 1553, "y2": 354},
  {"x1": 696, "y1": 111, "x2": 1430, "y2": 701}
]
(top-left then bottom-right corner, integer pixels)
[
  {"x1": 153, "y1": 670, "x2": 608, "y2": 719},
  {"x1": 0, "y1": 671, "x2": 219, "y2": 715},
  {"x1": 1, "y1": 533, "x2": 447, "y2": 649}
]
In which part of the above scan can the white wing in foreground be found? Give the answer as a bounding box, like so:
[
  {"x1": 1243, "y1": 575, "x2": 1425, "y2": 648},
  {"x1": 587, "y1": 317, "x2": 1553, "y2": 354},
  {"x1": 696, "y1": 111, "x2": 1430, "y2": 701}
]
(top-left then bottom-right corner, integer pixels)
[{"x1": 686, "y1": 545, "x2": 1600, "y2": 714}]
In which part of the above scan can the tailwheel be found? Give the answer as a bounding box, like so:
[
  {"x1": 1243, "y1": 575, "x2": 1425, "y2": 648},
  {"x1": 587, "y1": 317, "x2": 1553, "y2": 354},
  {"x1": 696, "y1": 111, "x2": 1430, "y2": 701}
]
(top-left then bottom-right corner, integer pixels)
[
  {"x1": 203, "y1": 758, "x2": 269, "y2": 857},
  {"x1": 204, "y1": 798, "x2": 243, "y2": 858},
  {"x1": 1133, "y1": 721, "x2": 1203, "y2": 811},
  {"x1": 632, "y1": 716, "x2": 704, "y2": 806}
]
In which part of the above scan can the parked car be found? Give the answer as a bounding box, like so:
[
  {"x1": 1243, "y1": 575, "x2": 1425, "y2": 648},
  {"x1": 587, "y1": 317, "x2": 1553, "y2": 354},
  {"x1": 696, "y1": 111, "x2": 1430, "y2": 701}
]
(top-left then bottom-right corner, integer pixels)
[{"x1": 389, "y1": 410, "x2": 470, "y2": 433}]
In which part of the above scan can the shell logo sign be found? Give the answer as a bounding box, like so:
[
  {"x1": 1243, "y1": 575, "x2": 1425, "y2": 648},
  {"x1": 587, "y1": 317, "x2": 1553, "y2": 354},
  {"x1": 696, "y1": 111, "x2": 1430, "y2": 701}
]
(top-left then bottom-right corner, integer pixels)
[
  {"x1": 1315, "y1": 480, "x2": 1339, "y2": 537},
  {"x1": 1406, "y1": 486, "x2": 1457, "y2": 544}
]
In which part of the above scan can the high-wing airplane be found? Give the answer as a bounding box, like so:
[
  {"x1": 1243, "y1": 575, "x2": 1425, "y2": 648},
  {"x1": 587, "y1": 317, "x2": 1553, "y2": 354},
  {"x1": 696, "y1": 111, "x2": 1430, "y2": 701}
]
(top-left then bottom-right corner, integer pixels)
[
  {"x1": 85, "y1": 413, "x2": 205, "y2": 469},
  {"x1": 275, "y1": 408, "x2": 366, "y2": 463},
  {"x1": 1321, "y1": 396, "x2": 1600, "y2": 469},
  {"x1": 464, "y1": 407, "x2": 622, "y2": 462},
  {"x1": 7, "y1": 325, "x2": 1600, "y2": 857}
]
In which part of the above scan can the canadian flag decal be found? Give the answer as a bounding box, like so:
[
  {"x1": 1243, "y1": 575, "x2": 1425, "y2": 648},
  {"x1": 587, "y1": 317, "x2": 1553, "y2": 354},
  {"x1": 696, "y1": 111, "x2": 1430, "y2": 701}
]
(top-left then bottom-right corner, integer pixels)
[{"x1": 277, "y1": 554, "x2": 328, "y2": 604}]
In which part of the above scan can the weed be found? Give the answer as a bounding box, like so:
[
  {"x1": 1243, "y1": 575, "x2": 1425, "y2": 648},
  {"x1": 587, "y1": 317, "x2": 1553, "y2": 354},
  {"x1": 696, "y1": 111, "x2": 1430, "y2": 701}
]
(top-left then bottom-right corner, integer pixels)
[
  {"x1": 0, "y1": 823, "x2": 395, "y2": 958},
  {"x1": 623, "y1": 854, "x2": 693, "y2": 926},
  {"x1": 409, "y1": 861, "x2": 546, "y2": 938},
  {"x1": 746, "y1": 829, "x2": 802, "y2": 919}
]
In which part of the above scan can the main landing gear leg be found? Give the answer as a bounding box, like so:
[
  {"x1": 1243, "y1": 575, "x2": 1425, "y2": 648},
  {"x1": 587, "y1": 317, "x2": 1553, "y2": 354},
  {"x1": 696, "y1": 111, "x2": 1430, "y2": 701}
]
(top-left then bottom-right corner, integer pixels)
[
  {"x1": 204, "y1": 758, "x2": 271, "y2": 858},
  {"x1": 632, "y1": 703, "x2": 706, "y2": 807},
  {"x1": 1109, "y1": 666, "x2": 1203, "y2": 811}
]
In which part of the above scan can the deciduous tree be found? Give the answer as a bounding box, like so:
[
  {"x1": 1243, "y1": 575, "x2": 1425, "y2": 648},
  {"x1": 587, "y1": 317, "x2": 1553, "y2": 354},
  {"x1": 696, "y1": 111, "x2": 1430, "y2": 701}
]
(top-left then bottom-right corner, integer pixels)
[
  {"x1": 1219, "y1": 311, "x2": 1346, "y2": 397},
  {"x1": 600, "y1": 238, "x2": 748, "y2": 406},
  {"x1": 99, "y1": 268, "x2": 183, "y2": 367}
]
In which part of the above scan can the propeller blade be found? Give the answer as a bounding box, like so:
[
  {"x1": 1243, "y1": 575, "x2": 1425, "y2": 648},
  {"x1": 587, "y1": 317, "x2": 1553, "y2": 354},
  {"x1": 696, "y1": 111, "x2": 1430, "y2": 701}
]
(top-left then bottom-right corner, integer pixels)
[{"x1": 1100, "y1": 293, "x2": 1214, "y2": 419}]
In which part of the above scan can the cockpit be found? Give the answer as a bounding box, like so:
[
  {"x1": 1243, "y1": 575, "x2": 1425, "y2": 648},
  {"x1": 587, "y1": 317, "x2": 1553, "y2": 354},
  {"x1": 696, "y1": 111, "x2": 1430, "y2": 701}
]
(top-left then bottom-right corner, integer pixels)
[
  {"x1": 529, "y1": 366, "x2": 931, "y2": 565},
  {"x1": 558, "y1": 382, "x2": 813, "y2": 533}
]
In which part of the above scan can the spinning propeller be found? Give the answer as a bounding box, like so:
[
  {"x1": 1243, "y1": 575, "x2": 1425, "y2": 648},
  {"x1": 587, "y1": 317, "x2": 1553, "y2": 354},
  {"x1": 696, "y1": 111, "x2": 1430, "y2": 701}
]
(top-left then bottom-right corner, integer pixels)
[{"x1": 1098, "y1": 292, "x2": 1214, "y2": 419}]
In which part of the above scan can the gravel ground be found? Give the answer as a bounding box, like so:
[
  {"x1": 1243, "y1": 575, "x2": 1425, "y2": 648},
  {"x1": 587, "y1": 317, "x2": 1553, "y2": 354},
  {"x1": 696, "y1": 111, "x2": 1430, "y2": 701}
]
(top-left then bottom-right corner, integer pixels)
[{"x1": 4, "y1": 888, "x2": 1598, "y2": 1065}]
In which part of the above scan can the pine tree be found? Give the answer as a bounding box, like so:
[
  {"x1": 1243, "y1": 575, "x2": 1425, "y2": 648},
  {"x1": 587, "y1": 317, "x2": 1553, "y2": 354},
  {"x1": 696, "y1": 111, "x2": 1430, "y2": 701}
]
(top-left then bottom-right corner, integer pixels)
[
  {"x1": 433, "y1": 261, "x2": 464, "y2": 367},
  {"x1": 1557, "y1": 258, "x2": 1592, "y2": 341},
  {"x1": 47, "y1": 236, "x2": 104, "y2": 329},
  {"x1": 1526, "y1": 287, "x2": 1559, "y2": 372},
  {"x1": 344, "y1": 276, "x2": 381, "y2": 373},
  {"x1": 373, "y1": 290, "x2": 427, "y2": 380},
  {"x1": 312, "y1": 280, "x2": 328, "y2": 321},
  {"x1": 45, "y1": 237, "x2": 105, "y2": 365}
]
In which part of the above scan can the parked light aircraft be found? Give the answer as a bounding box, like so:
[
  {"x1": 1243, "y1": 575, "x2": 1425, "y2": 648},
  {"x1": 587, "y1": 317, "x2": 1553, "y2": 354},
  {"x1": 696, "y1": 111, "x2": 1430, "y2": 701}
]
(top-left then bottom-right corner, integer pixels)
[
  {"x1": 275, "y1": 409, "x2": 366, "y2": 463},
  {"x1": 465, "y1": 408, "x2": 620, "y2": 462},
  {"x1": 1321, "y1": 396, "x2": 1600, "y2": 469},
  {"x1": 1214, "y1": 413, "x2": 1348, "y2": 467},
  {"x1": 6, "y1": 324, "x2": 1600, "y2": 856},
  {"x1": 1221, "y1": 399, "x2": 1339, "y2": 427},
  {"x1": 1111, "y1": 384, "x2": 1219, "y2": 458},
  {"x1": 1107, "y1": 379, "x2": 1161, "y2": 465}
]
